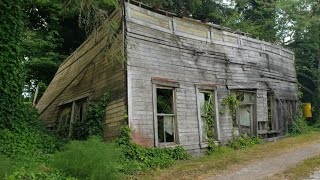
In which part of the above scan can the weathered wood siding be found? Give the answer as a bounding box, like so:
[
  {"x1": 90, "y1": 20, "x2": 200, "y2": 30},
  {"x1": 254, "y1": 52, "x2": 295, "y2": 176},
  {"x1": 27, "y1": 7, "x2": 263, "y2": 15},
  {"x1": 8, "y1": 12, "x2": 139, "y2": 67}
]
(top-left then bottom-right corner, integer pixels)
[
  {"x1": 36, "y1": 9, "x2": 126, "y2": 140},
  {"x1": 125, "y1": 3, "x2": 297, "y2": 154}
]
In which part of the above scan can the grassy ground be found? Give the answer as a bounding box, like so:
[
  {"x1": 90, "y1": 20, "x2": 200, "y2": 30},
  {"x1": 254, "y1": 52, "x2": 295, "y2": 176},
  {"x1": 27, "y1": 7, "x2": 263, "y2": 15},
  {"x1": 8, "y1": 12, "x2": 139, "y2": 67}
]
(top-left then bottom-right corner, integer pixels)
[
  {"x1": 270, "y1": 154, "x2": 320, "y2": 180},
  {"x1": 130, "y1": 131, "x2": 320, "y2": 180}
]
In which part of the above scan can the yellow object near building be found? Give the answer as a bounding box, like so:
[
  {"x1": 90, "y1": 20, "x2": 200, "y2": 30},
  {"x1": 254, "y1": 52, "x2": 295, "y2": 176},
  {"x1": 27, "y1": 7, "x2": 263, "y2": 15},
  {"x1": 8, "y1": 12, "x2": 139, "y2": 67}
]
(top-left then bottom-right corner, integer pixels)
[{"x1": 303, "y1": 103, "x2": 312, "y2": 118}]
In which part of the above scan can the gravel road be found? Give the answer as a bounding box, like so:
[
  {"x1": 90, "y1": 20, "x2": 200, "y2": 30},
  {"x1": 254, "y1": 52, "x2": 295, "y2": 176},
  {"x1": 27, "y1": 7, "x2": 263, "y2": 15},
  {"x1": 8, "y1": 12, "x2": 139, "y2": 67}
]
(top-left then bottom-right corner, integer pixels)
[{"x1": 207, "y1": 140, "x2": 320, "y2": 180}]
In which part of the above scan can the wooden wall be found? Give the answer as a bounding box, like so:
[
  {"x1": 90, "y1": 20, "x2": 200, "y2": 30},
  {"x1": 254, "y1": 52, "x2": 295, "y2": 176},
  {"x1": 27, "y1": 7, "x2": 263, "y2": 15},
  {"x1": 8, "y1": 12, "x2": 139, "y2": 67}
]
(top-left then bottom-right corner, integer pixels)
[
  {"x1": 125, "y1": 3, "x2": 298, "y2": 155},
  {"x1": 36, "y1": 9, "x2": 126, "y2": 140}
]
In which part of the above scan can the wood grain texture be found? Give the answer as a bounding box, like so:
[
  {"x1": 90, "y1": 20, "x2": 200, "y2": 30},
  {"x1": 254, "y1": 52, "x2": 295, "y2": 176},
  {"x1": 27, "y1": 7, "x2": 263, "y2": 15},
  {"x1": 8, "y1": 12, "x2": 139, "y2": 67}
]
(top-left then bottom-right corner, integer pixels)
[{"x1": 125, "y1": 2, "x2": 297, "y2": 155}]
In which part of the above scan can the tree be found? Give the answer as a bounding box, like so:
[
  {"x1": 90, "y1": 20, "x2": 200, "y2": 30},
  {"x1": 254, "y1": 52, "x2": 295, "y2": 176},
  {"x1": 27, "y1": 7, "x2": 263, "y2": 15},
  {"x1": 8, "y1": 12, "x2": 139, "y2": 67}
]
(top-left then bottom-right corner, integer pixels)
[
  {"x1": 23, "y1": 0, "x2": 86, "y2": 103},
  {"x1": 280, "y1": 0, "x2": 320, "y2": 122},
  {"x1": 222, "y1": 0, "x2": 278, "y2": 42}
]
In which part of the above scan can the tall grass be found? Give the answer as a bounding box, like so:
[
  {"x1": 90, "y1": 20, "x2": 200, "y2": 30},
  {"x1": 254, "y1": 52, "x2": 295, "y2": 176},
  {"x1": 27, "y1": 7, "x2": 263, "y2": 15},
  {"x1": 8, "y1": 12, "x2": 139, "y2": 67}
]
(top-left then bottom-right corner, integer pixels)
[{"x1": 51, "y1": 136, "x2": 121, "y2": 180}]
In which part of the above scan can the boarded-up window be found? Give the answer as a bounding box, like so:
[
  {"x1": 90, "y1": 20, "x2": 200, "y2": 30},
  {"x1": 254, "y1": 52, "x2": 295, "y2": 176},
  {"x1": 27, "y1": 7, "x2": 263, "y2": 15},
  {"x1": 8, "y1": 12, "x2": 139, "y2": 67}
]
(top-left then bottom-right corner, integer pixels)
[{"x1": 156, "y1": 88, "x2": 176, "y2": 143}]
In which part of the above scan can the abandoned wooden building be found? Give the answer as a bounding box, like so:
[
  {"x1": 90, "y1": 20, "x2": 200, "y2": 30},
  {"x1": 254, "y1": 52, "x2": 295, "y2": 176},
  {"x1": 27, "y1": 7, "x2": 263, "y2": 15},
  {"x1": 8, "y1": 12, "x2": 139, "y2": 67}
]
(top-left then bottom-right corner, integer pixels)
[{"x1": 36, "y1": 1, "x2": 298, "y2": 155}]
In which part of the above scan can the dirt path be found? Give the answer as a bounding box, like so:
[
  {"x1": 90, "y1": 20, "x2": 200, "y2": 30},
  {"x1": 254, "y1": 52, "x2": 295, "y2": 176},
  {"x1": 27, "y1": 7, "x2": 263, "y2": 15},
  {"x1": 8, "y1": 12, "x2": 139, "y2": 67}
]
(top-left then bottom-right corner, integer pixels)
[{"x1": 207, "y1": 140, "x2": 320, "y2": 180}]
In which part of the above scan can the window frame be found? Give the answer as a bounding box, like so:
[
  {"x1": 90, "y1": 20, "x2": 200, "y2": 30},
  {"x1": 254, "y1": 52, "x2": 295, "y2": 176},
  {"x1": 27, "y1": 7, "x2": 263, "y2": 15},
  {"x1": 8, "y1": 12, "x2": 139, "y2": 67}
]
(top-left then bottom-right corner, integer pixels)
[
  {"x1": 195, "y1": 84, "x2": 220, "y2": 148},
  {"x1": 57, "y1": 95, "x2": 90, "y2": 138},
  {"x1": 152, "y1": 77, "x2": 179, "y2": 147},
  {"x1": 232, "y1": 90, "x2": 256, "y2": 136}
]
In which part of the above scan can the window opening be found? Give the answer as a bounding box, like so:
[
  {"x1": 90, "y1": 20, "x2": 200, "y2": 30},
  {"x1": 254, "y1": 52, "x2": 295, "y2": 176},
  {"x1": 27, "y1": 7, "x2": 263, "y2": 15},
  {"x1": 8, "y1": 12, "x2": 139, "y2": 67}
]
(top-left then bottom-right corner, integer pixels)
[
  {"x1": 199, "y1": 91, "x2": 215, "y2": 142},
  {"x1": 233, "y1": 91, "x2": 256, "y2": 135},
  {"x1": 57, "y1": 98, "x2": 88, "y2": 138},
  {"x1": 156, "y1": 88, "x2": 175, "y2": 143}
]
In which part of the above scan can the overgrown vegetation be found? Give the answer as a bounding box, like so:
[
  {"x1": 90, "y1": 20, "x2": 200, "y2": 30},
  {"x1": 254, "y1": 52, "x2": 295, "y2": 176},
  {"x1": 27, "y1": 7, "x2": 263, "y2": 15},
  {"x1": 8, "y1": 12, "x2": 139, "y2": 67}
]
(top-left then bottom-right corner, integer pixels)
[
  {"x1": 0, "y1": 92, "x2": 190, "y2": 179},
  {"x1": 0, "y1": 124, "x2": 65, "y2": 178},
  {"x1": 221, "y1": 95, "x2": 239, "y2": 123},
  {"x1": 288, "y1": 104, "x2": 313, "y2": 135},
  {"x1": 0, "y1": 93, "x2": 113, "y2": 179},
  {"x1": 52, "y1": 137, "x2": 120, "y2": 180},
  {"x1": 0, "y1": 0, "x2": 25, "y2": 130},
  {"x1": 203, "y1": 94, "x2": 217, "y2": 153},
  {"x1": 7, "y1": 167, "x2": 74, "y2": 180},
  {"x1": 116, "y1": 126, "x2": 190, "y2": 174},
  {"x1": 72, "y1": 92, "x2": 111, "y2": 140},
  {"x1": 227, "y1": 134, "x2": 263, "y2": 150},
  {"x1": 0, "y1": 155, "x2": 15, "y2": 178}
]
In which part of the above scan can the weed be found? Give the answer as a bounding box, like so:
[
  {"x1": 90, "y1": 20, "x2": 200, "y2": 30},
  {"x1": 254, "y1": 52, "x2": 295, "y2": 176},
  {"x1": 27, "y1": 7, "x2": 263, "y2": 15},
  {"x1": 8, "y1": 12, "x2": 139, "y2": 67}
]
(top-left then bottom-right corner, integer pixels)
[
  {"x1": 227, "y1": 134, "x2": 262, "y2": 150},
  {"x1": 116, "y1": 126, "x2": 190, "y2": 173},
  {"x1": 7, "y1": 166, "x2": 76, "y2": 180},
  {"x1": 51, "y1": 136, "x2": 121, "y2": 180},
  {"x1": 288, "y1": 115, "x2": 312, "y2": 135}
]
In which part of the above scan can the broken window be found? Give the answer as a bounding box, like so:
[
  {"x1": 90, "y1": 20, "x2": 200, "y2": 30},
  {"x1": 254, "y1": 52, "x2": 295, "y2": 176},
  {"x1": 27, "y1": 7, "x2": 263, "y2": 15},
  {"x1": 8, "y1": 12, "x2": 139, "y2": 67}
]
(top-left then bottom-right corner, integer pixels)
[
  {"x1": 196, "y1": 84, "x2": 219, "y2": 145},
  {"x1": 58, "y1": 104, "x2": 72, "y2": 137},
  {"x1": 233, "y1": 91, "x2": 256, "y2": 135},
  {"x1": 156, "y1": 88, "x2": 176, "y2": 143},
  {"x1": 74, "y1": 99, "x2": 88, "y2": 123},
  {"x1": 57, "y1": 98, "x2": 88, "y2": 138},
  {"x1": 238, "y1": 105, "x2": 253, "y2": 134}
]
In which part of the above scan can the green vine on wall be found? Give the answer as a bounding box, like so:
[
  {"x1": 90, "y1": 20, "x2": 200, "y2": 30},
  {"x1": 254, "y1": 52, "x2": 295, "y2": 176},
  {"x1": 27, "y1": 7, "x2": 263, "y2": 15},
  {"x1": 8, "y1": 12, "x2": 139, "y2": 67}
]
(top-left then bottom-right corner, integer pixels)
[{"x1": 221, "y1": 95, "x2": 239, "y2": 137}]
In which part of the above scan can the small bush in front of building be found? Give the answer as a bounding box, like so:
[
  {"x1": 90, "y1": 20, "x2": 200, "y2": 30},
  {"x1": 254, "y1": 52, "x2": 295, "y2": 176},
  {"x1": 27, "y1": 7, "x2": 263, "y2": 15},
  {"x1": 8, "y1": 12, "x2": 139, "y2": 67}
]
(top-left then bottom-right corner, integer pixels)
[
  {"x1": 7, "y1": 166, "x2": 76, "y2": 180},
  {"x1": 227, "y1": 134, "x2": 262, "y2": 150},
  {"x1": 288, "y1": 115, "x2": 311, "y2": 135},
  {"x1": 0, "y1": 128, "x2": 62, "y2": 162},
  {"x1": 51, "y1": 136, "x2": 121, "y2": 180},
  {"x1": 116, "y1": 125, "x2": 190, "y2": 173}
]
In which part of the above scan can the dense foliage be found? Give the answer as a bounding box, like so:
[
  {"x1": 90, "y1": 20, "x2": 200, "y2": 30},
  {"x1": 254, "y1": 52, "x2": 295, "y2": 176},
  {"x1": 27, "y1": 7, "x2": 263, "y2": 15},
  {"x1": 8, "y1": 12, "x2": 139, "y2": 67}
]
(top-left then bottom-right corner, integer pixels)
[
  {"x1": 0, "y1": 0, "x2": 25, "y2": 129},
  {"x1": 203, "y1": 94, "x2": 217, "y2": 152},
  {"x1": 288, "y1": 104, "x2": 313, "y2": 135},
  {"x1": 116, "y1": 126, "x2": 190, "y2": 173},
  {"x1": 52, "y1": 137, "x2": 120, "y2": 180}
]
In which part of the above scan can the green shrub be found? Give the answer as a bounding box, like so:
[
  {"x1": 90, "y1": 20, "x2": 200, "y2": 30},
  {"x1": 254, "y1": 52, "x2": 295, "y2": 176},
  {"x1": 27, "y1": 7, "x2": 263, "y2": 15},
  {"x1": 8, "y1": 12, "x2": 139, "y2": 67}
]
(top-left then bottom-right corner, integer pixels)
[
  {"x1": 288, "y1": 115, "x2": 311, "y2": 135},
  {"x1": 51, "y1": 136, "x2": 121, "y2": 180},
  {"x1": 0, "y1": 102, "x2": 62, "y2": 163},
  {"x1": 227, "y1": 134, "x2": 262, "y2": 150},
  {"x1": 0, "y1": 128, "x2": 62, "y2": 162},
  {"x1": 7, "y1": 166, "x2": 76, "y2": 180},
  {"x1": 116, "y1": 126, "x2": 190, "y2": 173}
]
